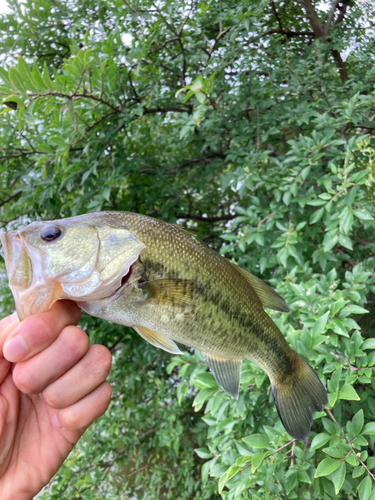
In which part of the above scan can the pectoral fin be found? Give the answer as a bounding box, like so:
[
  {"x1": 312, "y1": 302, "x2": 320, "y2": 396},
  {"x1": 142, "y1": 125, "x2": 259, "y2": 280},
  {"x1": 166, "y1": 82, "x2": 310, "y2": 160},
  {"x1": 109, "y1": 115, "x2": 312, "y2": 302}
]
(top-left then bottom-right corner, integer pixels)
[
  {"x1": 139, "y1": 279, "x2": 204, "y2": 309},
  {"x1": 134, "y1": 325, "x2": 183, "y2": 355},
  {"x1": 202, "y1": 352, "x2": 242, "y2": 399},
  {"x1": 233, "y1": 265, "x2": 290, "y2": 312}
]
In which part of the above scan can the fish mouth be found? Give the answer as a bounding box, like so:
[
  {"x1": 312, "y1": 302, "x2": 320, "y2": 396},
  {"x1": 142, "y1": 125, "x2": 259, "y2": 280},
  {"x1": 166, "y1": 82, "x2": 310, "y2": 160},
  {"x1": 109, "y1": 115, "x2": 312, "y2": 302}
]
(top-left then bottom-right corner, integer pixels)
[
  {"x1": 0, "y1": 230, "x2": 63, "y2": 320},
  {"x1": 1, "y1": 223, "x2": 145, "y2": 320}
]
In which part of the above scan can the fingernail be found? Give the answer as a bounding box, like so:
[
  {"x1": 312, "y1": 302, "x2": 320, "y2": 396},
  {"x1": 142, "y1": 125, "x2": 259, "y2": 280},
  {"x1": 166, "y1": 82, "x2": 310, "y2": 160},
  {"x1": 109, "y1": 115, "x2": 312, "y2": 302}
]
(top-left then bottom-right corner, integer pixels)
[
  {"x1": 52, "y1": 412, "x2": 62, "y2": 428},
  {"x1": 3, "y1": 333, "x2": 29, "y2": 362}
]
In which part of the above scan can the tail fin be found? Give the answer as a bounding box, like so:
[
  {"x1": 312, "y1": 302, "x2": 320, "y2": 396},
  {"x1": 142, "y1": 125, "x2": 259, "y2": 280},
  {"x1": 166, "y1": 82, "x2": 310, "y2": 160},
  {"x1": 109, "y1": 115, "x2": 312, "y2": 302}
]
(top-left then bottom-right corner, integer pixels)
[{"x1": 270, "y1": 356, "x2": 327, "y2": 441}]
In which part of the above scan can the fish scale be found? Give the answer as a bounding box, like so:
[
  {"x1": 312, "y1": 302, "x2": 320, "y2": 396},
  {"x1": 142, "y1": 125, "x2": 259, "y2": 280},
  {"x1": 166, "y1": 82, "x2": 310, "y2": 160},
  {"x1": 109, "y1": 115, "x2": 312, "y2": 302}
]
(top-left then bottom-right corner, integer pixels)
[{"x1": 0, "y1": 211, "x2": 327, "y2": 440}]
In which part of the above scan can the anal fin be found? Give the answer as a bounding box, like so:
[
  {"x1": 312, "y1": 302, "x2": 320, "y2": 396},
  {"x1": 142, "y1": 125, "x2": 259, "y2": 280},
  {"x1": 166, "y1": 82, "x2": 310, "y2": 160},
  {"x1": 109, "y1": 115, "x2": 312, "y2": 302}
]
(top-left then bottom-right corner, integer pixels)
[
  {"x1": 202, "y1": 352, "x2": 242, "y2": 399},
  {"x1": 133, "y1": 326, "x2": 183, "y2": 355}
]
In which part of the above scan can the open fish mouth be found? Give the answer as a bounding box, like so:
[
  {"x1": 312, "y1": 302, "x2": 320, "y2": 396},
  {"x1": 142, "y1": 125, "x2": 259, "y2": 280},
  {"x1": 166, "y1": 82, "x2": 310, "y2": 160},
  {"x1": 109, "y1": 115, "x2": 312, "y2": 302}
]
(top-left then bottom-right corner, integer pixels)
[
  {"x1": 0, "y1": 229, "x2": 63, "y2": 320},
  {"x1": 0, "y1": 220, "x2": 146, "y2": 320}
]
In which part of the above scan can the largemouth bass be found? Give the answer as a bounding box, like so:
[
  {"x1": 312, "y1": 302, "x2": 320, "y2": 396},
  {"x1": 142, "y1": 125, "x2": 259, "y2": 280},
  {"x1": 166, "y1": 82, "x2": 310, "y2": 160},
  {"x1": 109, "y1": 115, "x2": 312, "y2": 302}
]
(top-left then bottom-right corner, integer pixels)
[{"x1": 0, "y1": 212, "x2": 327, "y2": 440}]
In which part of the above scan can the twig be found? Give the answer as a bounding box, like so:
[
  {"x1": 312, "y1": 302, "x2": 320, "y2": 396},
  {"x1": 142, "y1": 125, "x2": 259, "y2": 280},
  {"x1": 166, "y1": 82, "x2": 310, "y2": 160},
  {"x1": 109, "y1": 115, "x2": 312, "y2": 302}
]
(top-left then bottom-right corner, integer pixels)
[
  {"x1": 326, "y1": 408, "x2": 375, "y2": 482},
  {"x1": 239, "y1": 440, "x2": 295, "y2": 474},
  {"x1": 257, "y1": 213, "x2": 274, "y2": 232}
]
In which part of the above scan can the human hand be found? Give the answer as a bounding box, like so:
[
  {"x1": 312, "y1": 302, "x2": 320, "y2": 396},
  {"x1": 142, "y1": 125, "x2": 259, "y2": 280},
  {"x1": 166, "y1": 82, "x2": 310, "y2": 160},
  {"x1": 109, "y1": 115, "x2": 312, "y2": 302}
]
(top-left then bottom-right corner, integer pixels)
[{"x1": 0, "y1": 300, "x2": 112, "y2": 500}]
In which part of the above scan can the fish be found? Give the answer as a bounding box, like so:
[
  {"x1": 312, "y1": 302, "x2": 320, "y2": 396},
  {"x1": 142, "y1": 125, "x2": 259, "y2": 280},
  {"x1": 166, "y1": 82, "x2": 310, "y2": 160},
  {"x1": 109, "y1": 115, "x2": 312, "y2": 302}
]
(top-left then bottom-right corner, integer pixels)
[{"x1": 0, "y1": 211, "x2": 327, "y2": 440}]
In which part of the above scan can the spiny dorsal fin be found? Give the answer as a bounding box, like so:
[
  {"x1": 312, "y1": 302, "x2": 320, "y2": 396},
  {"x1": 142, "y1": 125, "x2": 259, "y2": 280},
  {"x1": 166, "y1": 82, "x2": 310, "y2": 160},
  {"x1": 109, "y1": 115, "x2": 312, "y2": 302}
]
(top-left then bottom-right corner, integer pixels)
[
  {"x1": 233, "y1": 265, "x2": 290, "y2": 312},
  {"x1": 202, "y1": 352, "x2": 242, "y2": 399},
  {"x1": 133, "y1": 325, "x2": 183, "y2": 354},
  {"x1": 139, "y1": 279, "x2": 204, "y2": 309}
]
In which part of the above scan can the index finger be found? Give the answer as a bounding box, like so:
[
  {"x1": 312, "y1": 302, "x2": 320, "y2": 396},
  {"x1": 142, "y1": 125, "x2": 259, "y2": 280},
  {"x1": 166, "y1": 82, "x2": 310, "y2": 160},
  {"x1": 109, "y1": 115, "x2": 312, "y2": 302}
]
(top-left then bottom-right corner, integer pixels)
[
  {"x1": 0, "y1": 312, "x2": 20, "y2": 355},
  {"x1": 3, "y1": 300, "x2": 81, "y2": 363}
]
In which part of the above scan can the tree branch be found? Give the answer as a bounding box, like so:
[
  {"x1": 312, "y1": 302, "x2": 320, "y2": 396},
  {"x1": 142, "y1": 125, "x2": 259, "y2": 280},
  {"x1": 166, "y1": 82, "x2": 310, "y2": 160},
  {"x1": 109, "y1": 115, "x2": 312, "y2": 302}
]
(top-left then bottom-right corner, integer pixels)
[
  {"x1": 302, "y1": 0, "x2": 324, "y2": 38},
  {"x1": 270, "y1": 1, "x2": 283, "y2": 30},
  {"x1": 324, "y1": 0, "x2": 341, "y2": 34},
  {"x1": 175, "y1": 213, "x2": 236, "y2": 223},
  {"x1": 331, "y1": 49, "x2": 349, "y2": 81},
  {"x1": 244, "y1": 28, "x2": 314, "y2": 46},
  {"x1": 335, "y1": 0, "x2": 350, "y2": 24},
  {"x1": 301, "y1": 0, "x2": 348, "y2": 82},
  {"x1": 144, "y1": 106, "x2": 192, "y2": 114}
]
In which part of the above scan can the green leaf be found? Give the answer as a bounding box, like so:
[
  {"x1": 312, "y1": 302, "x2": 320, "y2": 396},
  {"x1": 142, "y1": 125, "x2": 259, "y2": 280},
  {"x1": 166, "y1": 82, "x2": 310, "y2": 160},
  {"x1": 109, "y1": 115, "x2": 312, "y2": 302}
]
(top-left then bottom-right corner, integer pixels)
[
  {"x1": 352, "y1": 409, "x2": 364, "y2": 435},
  {"x1": 362, "y1": 423, "x2": 375, "y2": 435},
  {"x1": 235, "y1": 455, "x2": 252, "y2": 467},
  {"x1": 195, "y1": 448, "x2": 212, "y2": 459},
  {"x1": 345, "y1": 453, "x2": 359, "y2": 467},
  {"x1": 331, "y1": 462, "x2": 346, "y2": 495},
  {"x1": 310, "y1": 207, "x2": 324, "y2": 224},
  {"x1": 9, "y1": 68, "x2": 27, "y2": 95},
  {"x1": 193, "y1": 389, "x2": 216, "y2": 411},
  {"x1": 310, "y1": 433, "x2": 331, "y2": 450},
  {"x1": 338, "y1": 233, "x2": 353, "y2": 250},
  {"x1": 285, "y1": 471, "x2": 297, "y2": 494},
  {"x1": 243, "y1": 434, "x2": 270, "y2": 449},
  {"x1": 193, "y1": 372, "x2": 218, "y2": 390},
  {"x1": 0, "y1": 66, "x2": 12, "y2": 87},
  {"x1": 16, "y1": 56, "x2": 38, "y2": 92},
  {"x1": 32, "y1": 63, "x2": 46, "y2": 90},
  {"x1": 251, "y1": 452, "x2": 266, "y2": 473},
  {"x1": 338, "y1": 384, "x2": 360, "y2": 401},
  {"x1": 218, "y1": 466, "x2": 240, "y2": 493},
  {"x1": 315, "y1": 458, "x2": 341, "y2": 477},
  {"x1": 312, "y1": 312, "x2": 330, "y2": 337},
  {"x1": 323, "y1": 229, "x2": 338, "y2": 252},
  {"x1": 322, "y1": 447, "x2": 345, "y2": 458},
  {"x1": 42, "y1": 63, "x2": 55, "y2": 91},
  {"x1": 354, "y1": 209, "x2": 374, "y2": 221},
  {"x1": 358, "y1": 476, "x2": 372, "y2": 500},
  {"x1": 362, "y1": 339, "x2": 375, "y2": 350},
  {"x1": 339, "y1": 207, "x2": 354, "y2": 234},
  {"x1": 344, "y1": 305, "x2": 369, "y2": 314}
]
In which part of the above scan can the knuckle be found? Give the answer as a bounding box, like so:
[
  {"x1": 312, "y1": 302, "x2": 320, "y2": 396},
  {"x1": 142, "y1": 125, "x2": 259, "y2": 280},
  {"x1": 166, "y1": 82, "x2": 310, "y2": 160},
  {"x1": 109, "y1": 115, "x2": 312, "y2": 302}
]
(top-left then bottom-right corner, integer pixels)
[
  {"x1": 12, "y1": 365, "x2": 37, "y2": 394},
  {"x1": 62, "y1": 326, "x2": 89, "y2": 359},
  {"x1": 89, "y1": 345, "x2": 112, "y2": 378},
  {"x1": 21, "y1": 315, "x2": 52, "y2": 346},
  {"x1": 42, "y1": 387, "x2": 63, "y2": 409},
  {"x1": 59, "y1": 407, "x2": 80, "y2": 429}
]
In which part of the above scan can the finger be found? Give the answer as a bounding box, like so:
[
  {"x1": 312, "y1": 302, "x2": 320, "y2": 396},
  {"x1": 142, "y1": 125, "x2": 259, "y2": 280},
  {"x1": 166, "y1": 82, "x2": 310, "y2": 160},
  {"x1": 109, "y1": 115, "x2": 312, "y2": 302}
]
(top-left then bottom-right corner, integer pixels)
[
  {"x1": 0, "y1": 312, "x2": 20, "y2": 353},
  {"x1": 52, "y1": 381, "x2": 112, "y2": 431},
  {"x1": 12, "y1": 325, "x2": 89, "y2": 395},
  {"x1": 42, "y1": 345, "x2": 112, "y2": 409},
  {"x1": 0, "y1": 311, "x2": 18, "y2": 333},
  {"x1": 3, "y1": 300, "x2": 81, "y2": 363},
  {"x1": 0, "y1": 313, "x2": 20, "y2": 384}
]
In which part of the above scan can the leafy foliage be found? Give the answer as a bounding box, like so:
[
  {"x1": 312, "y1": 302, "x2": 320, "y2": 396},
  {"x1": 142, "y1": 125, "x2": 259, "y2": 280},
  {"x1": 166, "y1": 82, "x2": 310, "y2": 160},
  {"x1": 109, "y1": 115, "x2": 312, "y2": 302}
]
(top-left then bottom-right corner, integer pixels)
[{"x1": 0, "y1": 0, "x2": 375, "y2": 498}]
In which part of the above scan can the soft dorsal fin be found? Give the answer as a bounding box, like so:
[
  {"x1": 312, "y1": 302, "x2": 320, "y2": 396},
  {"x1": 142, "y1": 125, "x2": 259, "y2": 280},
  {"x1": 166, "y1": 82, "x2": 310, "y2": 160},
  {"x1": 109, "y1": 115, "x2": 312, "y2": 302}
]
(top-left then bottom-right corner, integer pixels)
[
  {"x1": 133, "y1": 325, "x2": 183, "y2": 354},
  {"x1": 202, "y1": 352, "x2": 242, "y2": 399},
  {"x1": 233, "y1": 265, "x2": 290, "y2": 312}
]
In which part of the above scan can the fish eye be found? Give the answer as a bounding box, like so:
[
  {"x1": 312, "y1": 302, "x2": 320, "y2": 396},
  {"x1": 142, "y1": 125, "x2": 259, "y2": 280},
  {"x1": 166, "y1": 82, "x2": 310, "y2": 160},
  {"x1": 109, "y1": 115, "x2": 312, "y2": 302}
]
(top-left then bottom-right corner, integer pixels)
[{"x1": 40, "y1": 225, "x2": 62, "y2": 242}]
